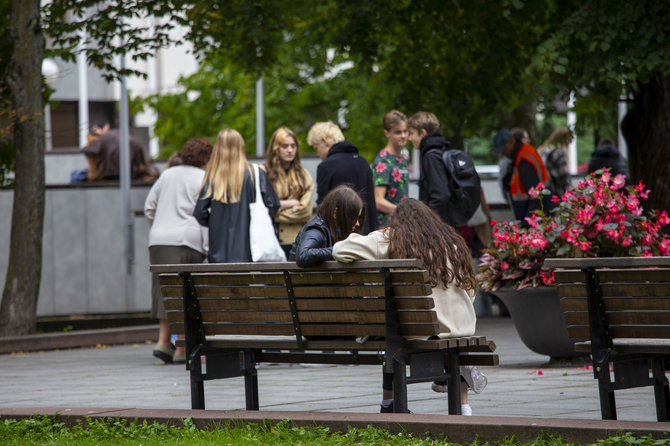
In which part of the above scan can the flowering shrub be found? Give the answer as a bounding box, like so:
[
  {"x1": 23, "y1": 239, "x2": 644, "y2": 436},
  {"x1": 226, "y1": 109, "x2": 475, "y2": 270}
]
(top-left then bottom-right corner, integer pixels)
[{"x1": 477, "y1": 170, "x2": 670, "y2": 291}]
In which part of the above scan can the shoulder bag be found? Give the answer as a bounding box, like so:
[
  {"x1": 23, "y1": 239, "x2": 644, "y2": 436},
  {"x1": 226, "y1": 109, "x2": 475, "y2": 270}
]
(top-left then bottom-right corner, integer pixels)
[{"x1": 249, "y1": 163, "x2": 287, "y2": 262}]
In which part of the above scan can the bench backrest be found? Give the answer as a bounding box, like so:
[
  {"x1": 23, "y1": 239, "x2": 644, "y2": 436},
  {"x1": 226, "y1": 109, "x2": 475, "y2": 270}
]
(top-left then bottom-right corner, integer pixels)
[
  {"x1": 546, "y1": 257, "x2": 670, "y2": 340},
  {"x1": 152, "y1": 260, "x2": 436, "y2": 344}
]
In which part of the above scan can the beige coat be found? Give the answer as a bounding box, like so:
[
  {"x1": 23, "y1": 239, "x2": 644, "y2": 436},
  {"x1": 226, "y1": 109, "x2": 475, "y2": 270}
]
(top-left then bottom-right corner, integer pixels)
[
  {"x1": 332, "y1": 230, "x2": 477, "y2": 339},
  {"x1": 261, "y1": 166, "x2": 314, "y2": 245}
]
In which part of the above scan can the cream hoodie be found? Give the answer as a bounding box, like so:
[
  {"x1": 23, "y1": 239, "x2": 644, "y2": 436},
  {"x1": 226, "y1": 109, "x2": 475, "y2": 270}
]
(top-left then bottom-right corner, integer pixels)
[{"x1": 332, "y1": 230, "x2": 476, "y2": 339}]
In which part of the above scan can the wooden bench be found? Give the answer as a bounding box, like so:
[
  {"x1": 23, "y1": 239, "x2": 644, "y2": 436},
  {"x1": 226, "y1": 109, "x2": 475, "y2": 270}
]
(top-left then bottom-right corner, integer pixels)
[
  {"x1": 545, "y1": 256, "x2": 670, "y2": 421},
  {"x1": 151, "y1": 259, "x2": 498, "y2": 414}
]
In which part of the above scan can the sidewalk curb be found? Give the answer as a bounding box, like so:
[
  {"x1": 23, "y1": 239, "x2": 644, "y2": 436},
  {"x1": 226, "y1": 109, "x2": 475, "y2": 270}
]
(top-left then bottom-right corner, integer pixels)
[
  {"x1": 0, "y1": 325, "x2": 158, "y2": 355},
  {"x1": 1, "y1": 407, "x2": 668, "y2": 444}
]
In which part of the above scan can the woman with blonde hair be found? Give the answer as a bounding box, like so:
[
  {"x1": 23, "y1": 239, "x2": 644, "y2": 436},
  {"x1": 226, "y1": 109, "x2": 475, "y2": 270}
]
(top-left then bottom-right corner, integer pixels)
[
  {"x1": 263, "y1": 127, "x2": 314, "y2": 258},
  {"x1": 333, "y1": 198, "x2": 486, "y2": 415},
  {"x1": 194, "y1": 128, "x2": 280, "y2": 263}
]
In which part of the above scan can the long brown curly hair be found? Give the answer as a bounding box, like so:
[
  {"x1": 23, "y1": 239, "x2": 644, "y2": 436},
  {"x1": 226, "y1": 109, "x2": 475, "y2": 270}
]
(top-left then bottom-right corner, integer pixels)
[
  {"x1": 387, "y1": 199, "x2": 476, "y2": 292},
  {"x1": 264, "y1": 127, "x2": 308, "y2": 199}
]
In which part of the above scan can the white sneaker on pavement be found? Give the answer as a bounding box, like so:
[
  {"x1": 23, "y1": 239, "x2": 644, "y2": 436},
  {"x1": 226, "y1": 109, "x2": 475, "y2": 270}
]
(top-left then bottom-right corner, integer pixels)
[
  {"x1": 469, "y1": 366, "x2": 488, "y2": 394},
  {"x1": 461, "y1": 403, "x2": 472, "y2": 416}
]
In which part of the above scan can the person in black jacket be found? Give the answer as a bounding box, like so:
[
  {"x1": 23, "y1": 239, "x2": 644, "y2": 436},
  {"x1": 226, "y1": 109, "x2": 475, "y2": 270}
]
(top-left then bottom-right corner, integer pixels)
[
  {"x1": 307, "y1": 121, "x2": 377, "y2": 234},
  {"x1": 407, "y1": 112, "x2": 456, "y2": 226},
  {"x1": 588, "y1": 138, "x2": 630, "y2": 180},
  {"x1": 194, "y1": 128, "x2": 280, "y2": 263},
  {"x1": 289, "y1": 185, "x2": 364, "y2": 267}
]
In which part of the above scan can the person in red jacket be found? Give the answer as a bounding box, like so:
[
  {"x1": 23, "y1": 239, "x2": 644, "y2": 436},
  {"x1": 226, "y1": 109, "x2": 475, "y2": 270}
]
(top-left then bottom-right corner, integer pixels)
[{"x1": 500, "y1": 128, "x2": 554, "y2": 223}]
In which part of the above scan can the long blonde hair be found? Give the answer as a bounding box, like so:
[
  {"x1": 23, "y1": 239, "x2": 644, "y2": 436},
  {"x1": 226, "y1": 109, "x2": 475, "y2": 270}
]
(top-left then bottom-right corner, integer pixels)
[
  {"x1": 201, "y1": 128, "x2": 251, "y2": 203},
  {"x1": 264, "y1": 127, "x2": 308, "y2": 199}
]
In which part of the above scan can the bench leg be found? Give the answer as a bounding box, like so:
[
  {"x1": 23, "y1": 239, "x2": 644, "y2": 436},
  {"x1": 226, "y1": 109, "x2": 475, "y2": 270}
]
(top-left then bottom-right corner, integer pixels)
[
  {"x1": 392, "y1": 356, "x2": 410, "y2": 413},
  {"x1": 652, "y1": 357, "x2": 670, "y2": 422},
  {"x1": 190, "y1": 353, "x2": 205, "y2": 410},
  {"x1": 244, "y1": 369, "x2": 259, "y2": 410},
  {"x1": 596, "y1": 360, "x2": 616, "y2": 420},
  {"x1": 447, "y1": 350, "x2": 461, "y2": 415}
]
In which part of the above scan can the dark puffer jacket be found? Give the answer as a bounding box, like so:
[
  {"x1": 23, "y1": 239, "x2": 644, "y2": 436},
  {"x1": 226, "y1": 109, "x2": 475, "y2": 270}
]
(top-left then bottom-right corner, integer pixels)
[
  {"x1": 289, "y1": 215, "x2": 333, "y2": 267},
  {"x1": 588, "y1": 144, "x2": 630, "y2": 180}
]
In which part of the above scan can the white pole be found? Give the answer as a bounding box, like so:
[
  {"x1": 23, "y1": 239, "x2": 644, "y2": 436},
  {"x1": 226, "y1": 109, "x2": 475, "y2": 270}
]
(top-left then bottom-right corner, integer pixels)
[
  {"x1": 567, "y1": 91, "x2": 578, "y2": 175},
  {"x1": 41, "y1": 58, "x2": 59, "y2": 151},
  {"x1": 77, "y1": 26, "x2": 89, "y2": 148},
  {"x1": 618, "y1": 89, "x2": 628, "y2": 159},
  {"x1": 118, "y1": 21, "x2": 134, "y2": 278},
  {"x1": 256, "y1": 75, "x2": 265, "y2": 157},
  {"x1": 146, "y1": 16, "x2": 159, "y2": 158}
]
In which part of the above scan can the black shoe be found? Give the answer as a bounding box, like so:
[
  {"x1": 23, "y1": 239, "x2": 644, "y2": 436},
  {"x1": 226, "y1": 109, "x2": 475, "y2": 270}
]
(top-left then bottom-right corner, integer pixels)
[{"x1": 380, "y1": 404, "x2": 412, "y2": 414}]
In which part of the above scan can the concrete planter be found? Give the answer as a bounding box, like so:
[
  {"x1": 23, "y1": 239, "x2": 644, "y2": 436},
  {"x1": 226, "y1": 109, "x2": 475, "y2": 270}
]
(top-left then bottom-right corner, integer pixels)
[{"x1": 493, "y1": 286, "x2": 587, "y2": 359}]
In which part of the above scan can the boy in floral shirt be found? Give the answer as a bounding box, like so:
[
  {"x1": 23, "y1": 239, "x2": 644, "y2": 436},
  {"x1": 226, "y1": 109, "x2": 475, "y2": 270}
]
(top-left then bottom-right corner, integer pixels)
[{"x1": 371, "y1": 110, "x2": 410, "y2": 226}]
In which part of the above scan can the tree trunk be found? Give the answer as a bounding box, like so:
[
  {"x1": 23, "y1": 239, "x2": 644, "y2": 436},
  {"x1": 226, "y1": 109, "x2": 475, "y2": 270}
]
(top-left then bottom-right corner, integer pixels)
[
  {"x1": 0, "y1": 0, "x2": 45, "y2": 336},
  {"x1": 621, "y1": 73, "x2": 670, "y2": 216}
]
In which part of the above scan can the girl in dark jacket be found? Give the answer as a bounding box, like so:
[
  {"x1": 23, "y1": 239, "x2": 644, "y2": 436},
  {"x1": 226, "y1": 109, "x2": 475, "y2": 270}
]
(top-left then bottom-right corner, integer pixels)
[
  {"x1": 194, "y1": 128, "x2": 280, "y2": 263},
  {"x1": 290, "y1": 185, "x2": 364, "y2": 267}
]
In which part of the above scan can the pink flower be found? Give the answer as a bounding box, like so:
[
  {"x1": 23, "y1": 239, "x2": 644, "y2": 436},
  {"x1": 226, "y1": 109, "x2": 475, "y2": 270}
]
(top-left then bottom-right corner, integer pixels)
[
  {"x1": 612, "y1": 175, "x2": 626, "y2": 190},
  {"x1": 659, "y1": 239, "x2": 670, "y2": 256},
  {"x1": 529, "y1": 183, "x2": 545, "y2": 198},
  {"x1": 659, "y1": 211, "x2": 670, "y2": 226},
  {"x1": 500, "y1": 261, "x2": 509, "y2": 271},
  {"x1": 578, "y1": 241, "x2": 591, "y2": 251},
  {"x1": 375, "y1": 163, "x2": 387, "y2": 173},
  {"x1": 391, "y1": 168, "x2": 403, "y2": 182},
  {"x1": 387, "y1": 187, "x2": 397, "y2": 198}
]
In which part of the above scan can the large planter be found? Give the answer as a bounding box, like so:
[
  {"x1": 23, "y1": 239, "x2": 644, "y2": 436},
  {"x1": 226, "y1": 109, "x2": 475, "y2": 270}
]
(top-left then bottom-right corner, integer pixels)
[{"x1": 493, "y1": 286, "x2": 586, "y2": 359}]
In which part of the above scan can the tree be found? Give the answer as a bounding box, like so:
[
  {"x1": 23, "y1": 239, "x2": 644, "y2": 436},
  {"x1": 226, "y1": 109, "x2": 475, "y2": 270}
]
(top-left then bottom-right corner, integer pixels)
[
  {"x1": 537, "y1": 0, "x2": 670, "y2": 213},
  {"x1": 0, "y1": 0, "x2": 46, "y2": 336},
  {"x1": 1, "y1": 1, "x2": 184, "y2": 336}
]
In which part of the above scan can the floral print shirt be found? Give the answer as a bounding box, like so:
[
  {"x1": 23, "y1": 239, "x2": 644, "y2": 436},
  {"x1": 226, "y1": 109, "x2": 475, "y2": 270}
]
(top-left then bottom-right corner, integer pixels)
[{"x1": 371, "y1": 148, "x2": 410, "y2": 226}]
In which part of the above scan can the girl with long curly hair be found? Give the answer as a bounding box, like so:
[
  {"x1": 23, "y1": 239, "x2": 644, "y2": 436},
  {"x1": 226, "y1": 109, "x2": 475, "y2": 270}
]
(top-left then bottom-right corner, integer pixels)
[
  {"x1": 263, "y1": 127, "x2": 314, "y2": 258},
  {"x1": 332, "y1": 198, "x2": 486, "y2": 415}
]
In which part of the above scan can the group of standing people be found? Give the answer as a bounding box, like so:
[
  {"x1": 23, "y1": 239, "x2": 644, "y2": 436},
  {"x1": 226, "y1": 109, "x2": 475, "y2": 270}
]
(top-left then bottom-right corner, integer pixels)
[
  {"x1": 144, "y1": 110, "x2": 488, "y2": 415},
  {"x1": 493, "y1": 126, "x2": 630, "y2": 224}
]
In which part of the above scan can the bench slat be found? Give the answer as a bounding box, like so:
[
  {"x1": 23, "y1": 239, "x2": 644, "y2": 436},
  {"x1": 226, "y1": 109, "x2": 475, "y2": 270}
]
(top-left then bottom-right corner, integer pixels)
[
  {"x1": 166, "y1": 309, "x2": 437, "y2": 324},
  {"x1": 557, "y1": 282, "x2": 670, "y2": 298},
  {"x1": 560, "y1": 296, "x2": 670, "y2": 312},
  {"x1": 545, "y1": 256, "x2": 670, "y2": 269},
  {"x1": 169, "y1": 322, "x2": 440, "y2": 338},
  {"x1": 564, "y1": 311, "x2": 670, "y2": 326},
  {"x1": 554, "y1": 269, "x2": 670, "y2": 284},
  {"x1": 162, "y1": 283, "x2": 431, "y2": 299},
  {"x1": 163, "y1": 296, "x2": 435, "y2": 312},
  {"x1": 574, "y1": 339, "x2": 670, "y2": 354},
  {"x1": 567, "y1": 325, "x2": 670, "y2": 339},
  {"x1": 151, "y1": 259, "x2": 424, "y2": 274}
]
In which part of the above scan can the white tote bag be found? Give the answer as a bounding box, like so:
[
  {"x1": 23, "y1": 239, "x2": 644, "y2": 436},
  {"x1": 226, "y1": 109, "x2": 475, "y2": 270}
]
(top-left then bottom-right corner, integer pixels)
[{"x1": 249, "y1": 164, "x2": 287, "y2": 262}]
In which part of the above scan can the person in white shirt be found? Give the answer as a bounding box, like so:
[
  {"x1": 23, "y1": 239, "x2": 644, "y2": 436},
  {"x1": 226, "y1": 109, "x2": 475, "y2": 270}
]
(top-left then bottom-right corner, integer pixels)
[
  {"x1": 333, "y1": 198, "x2": 487, "y2": 415},
  {"x1": 144, "y1": 137, "x2": 212, "y2": 364}
]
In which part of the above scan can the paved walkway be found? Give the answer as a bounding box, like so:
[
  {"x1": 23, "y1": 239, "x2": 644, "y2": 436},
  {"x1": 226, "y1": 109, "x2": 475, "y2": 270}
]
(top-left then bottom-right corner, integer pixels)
[{"x1": 0, "y1": 317, "x2": 658, "y2": 422}]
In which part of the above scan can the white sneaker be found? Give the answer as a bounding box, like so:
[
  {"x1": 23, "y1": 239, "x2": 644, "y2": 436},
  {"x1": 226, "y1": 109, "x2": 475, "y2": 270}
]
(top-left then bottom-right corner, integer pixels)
[
  {"x1": 469, "y1": 367, "x2": 488, "y2": 394},
  {"x1": 461, "y1": 404, "x2": 472, "y2": 416}
]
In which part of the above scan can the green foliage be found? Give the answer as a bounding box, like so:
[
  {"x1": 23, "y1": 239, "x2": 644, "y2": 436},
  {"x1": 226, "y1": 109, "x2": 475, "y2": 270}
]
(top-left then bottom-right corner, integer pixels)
[
  {"x1": 595, "y1": 432, "x2": 670, "y2": 446},
  {"x1": 7, "y1": 415, "x2": 663, "y2": 446},
  {"x1": 42, "y1": 1, "x2": 187, "y2": 82},
  {"x1": 537, "y1": 0, "x2": 670, "y2": 94},
  {"x1": 139, "y1": 49, "x2": 396, "y2": 162}
]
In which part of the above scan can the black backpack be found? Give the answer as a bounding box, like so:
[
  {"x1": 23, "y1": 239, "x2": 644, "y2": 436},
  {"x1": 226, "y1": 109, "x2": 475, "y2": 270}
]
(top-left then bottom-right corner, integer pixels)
[{"x1": 434, "y1": 148, "x2": 482, "y2": 226}]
